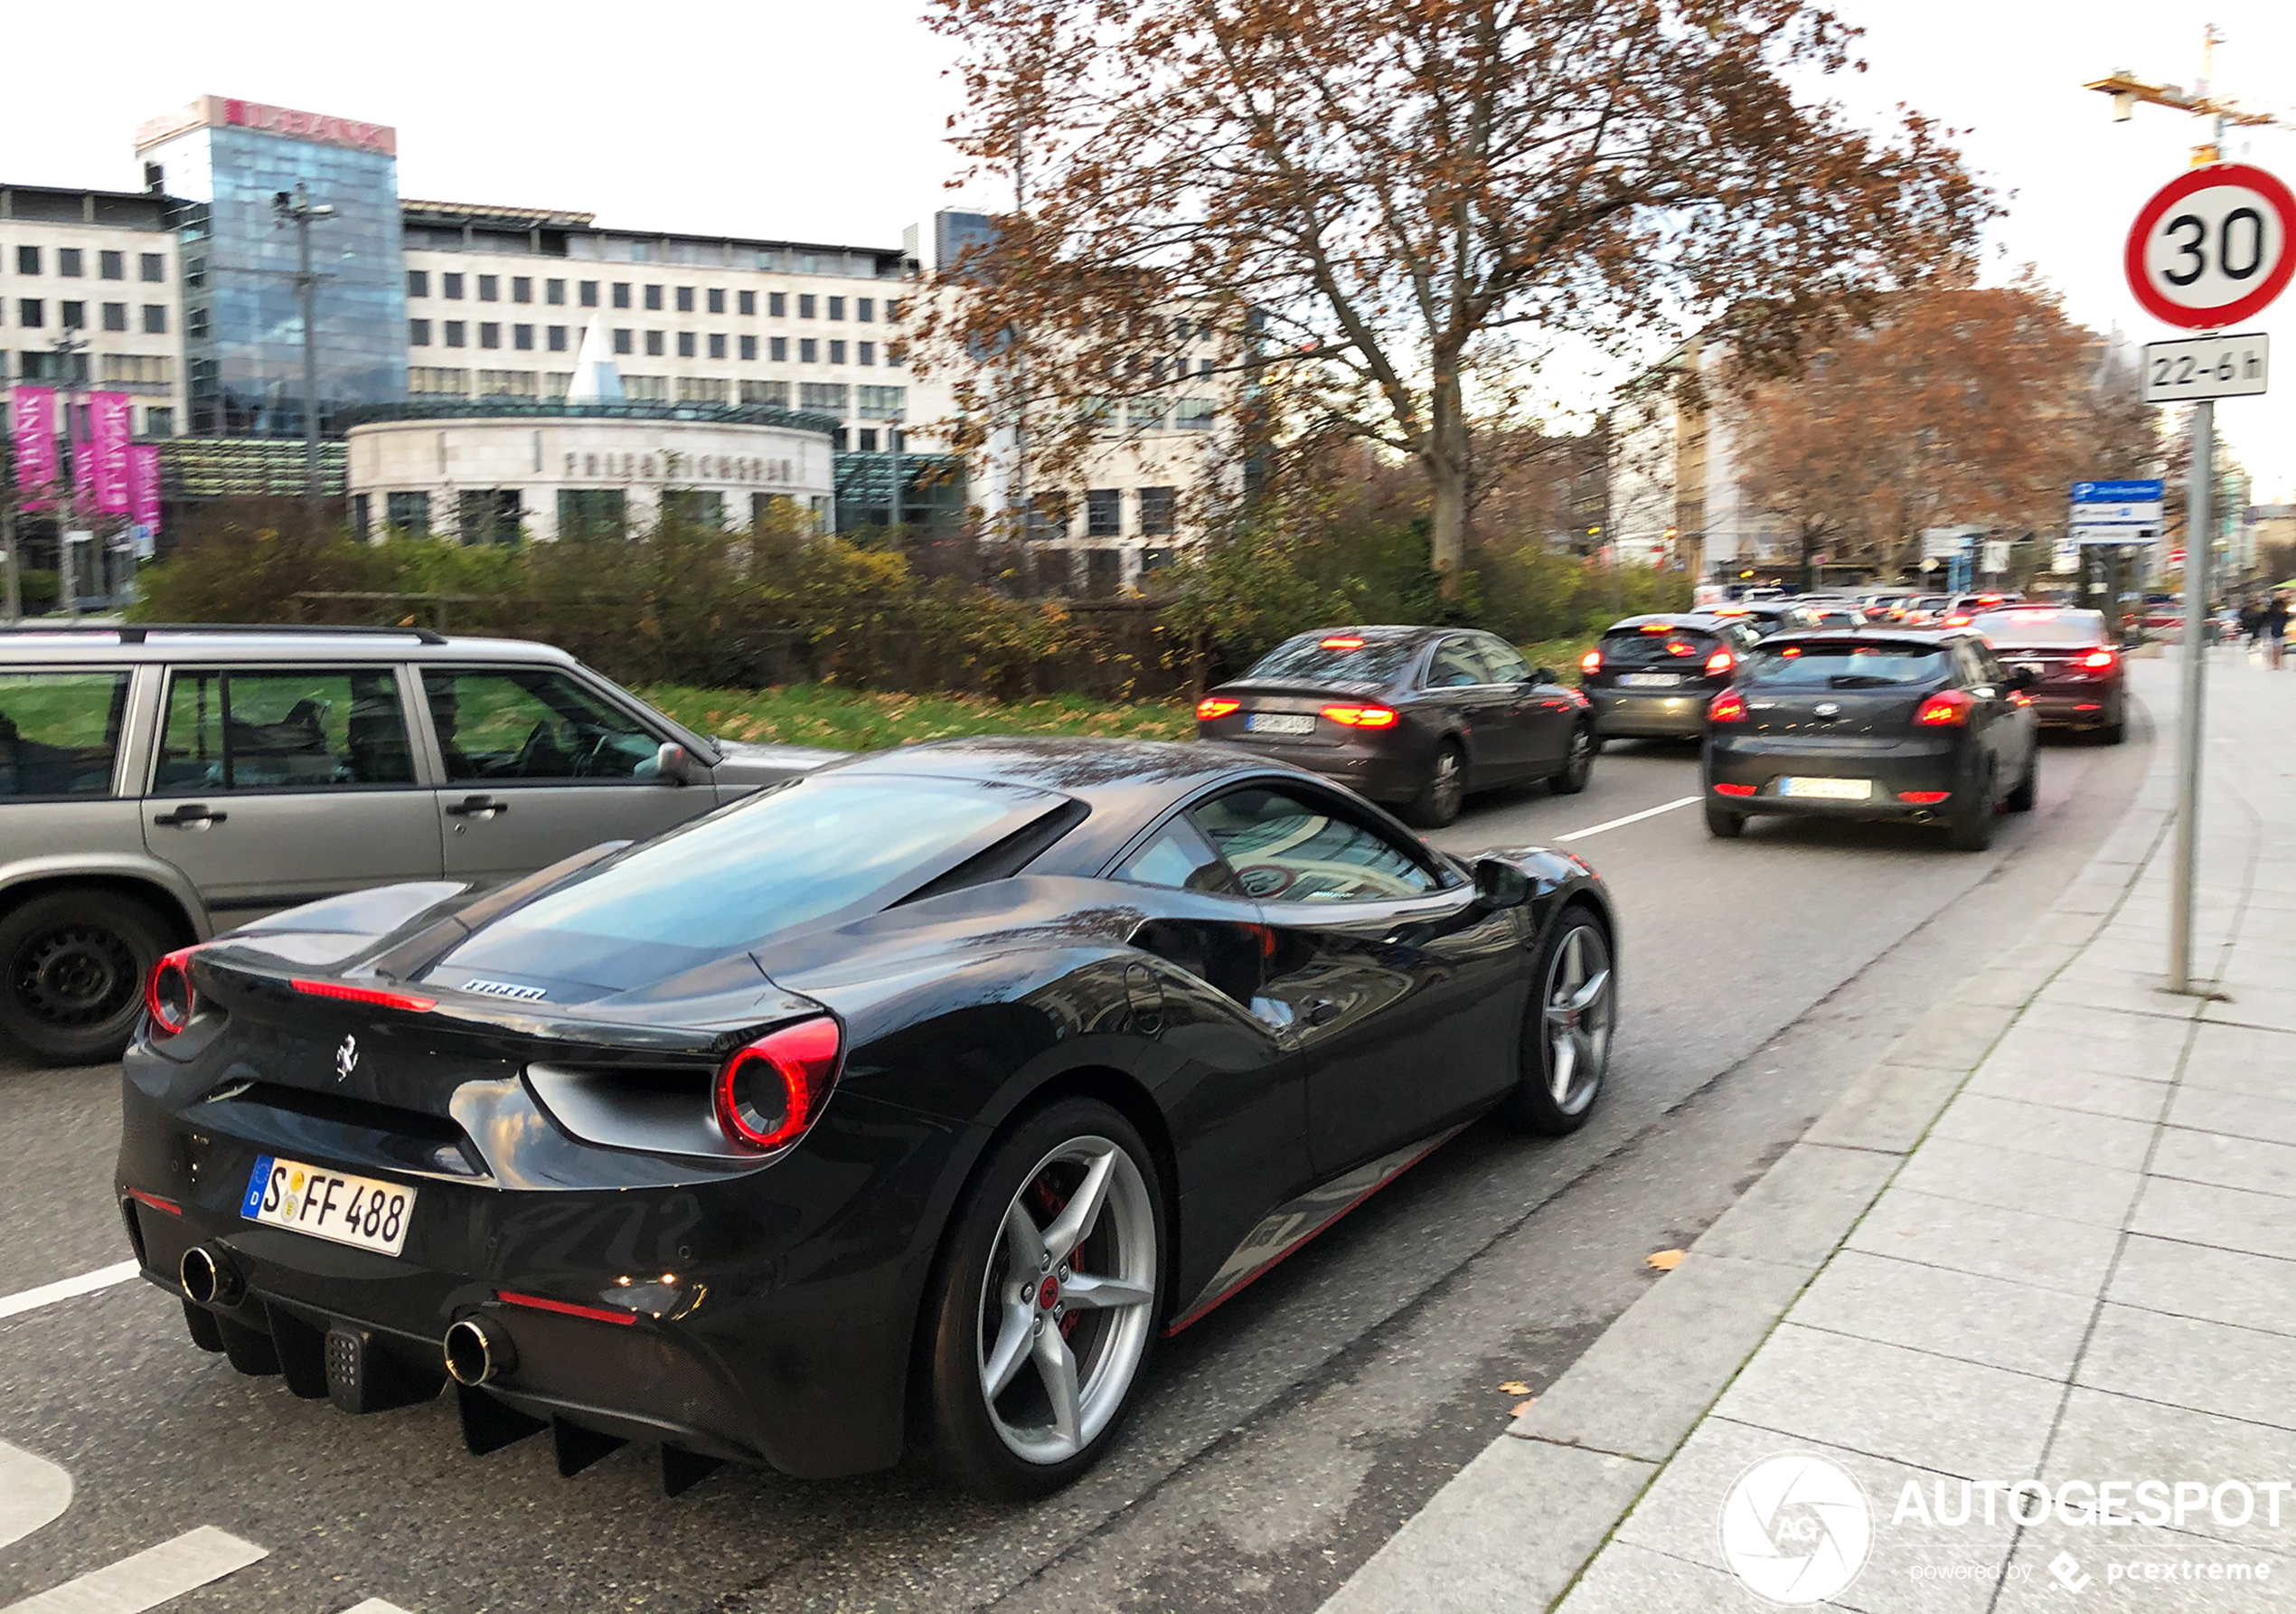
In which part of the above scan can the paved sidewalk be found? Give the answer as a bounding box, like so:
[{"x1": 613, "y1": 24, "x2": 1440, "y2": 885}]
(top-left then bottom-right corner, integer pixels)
[{"x1": 1325, "y1": 655, "x2": 2296, "y2": 1612}]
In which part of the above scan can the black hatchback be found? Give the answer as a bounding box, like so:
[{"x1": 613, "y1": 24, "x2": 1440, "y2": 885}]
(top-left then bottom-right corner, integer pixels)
[
  {"x1": 1703, "y1": 629, "x2": 2040, "y2": 851},
  {"x1": 1196, "y1": 626, "x2": 1596, "y2": 826},
  {"x1": 1581, "y1": 614, "x2": 1762, "y2": 740}
]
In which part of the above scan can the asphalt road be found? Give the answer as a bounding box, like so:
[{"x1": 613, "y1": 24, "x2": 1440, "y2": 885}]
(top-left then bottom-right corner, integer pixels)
[{"x1": 0, "y1": 708, "x2": 2158, "y2": 1614}]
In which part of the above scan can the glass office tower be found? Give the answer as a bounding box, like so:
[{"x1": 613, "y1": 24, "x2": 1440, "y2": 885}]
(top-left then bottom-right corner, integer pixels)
[{"x1": 136, "y1": 97, "x2": 407, "y2": 438}]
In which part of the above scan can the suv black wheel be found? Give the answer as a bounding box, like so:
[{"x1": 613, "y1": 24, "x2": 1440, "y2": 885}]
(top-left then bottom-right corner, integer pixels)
[
  {"x1": 1549, "y1": 726, "x2": 1597, "y2": 796},
  {"x1": 2005, "y1": 753, "x2": 2037, "y2": 813},
  {"x1": 924, "y1": 1097, "x2": 1164, "y2": 1499},
  {"x1": 1500, "y1": 908, "x2": 1614, "y2": 1135},
  {"x1": 1402, "y1": 741, "x2": 1466, "y2": 828},
  {"x1": 0, "y1": 889, "x2": 172, "y2": 1066}
]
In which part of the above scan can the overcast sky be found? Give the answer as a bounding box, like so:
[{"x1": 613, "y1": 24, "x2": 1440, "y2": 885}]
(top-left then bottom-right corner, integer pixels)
[{"x1": 12, "y1": 0, "x2": 2293, "y2": 502}]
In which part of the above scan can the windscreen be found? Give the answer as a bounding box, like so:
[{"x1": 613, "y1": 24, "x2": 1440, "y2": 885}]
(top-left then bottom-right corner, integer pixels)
[
  {"x1": 1245, "y1": 635, "x2": 1416, "y2": 684},
  {"x1": 1973, "y1": 609, "x2": 2107, "y2": 646},
  {"x1": 1598, "y1": 627, "x2": 1718, "y2": 667},
  {"x1": 1743, "y1": 641, "x2": 1950, "y2": 687}
]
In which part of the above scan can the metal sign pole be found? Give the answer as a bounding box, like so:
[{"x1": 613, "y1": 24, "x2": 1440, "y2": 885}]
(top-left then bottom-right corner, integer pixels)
[{"x1": 2169, "y1": 399, "x2": 2213, "y2": 995}]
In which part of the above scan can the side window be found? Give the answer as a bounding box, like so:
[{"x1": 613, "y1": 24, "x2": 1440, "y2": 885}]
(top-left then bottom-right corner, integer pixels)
[
  {"x1": 421, "y1": 667, "x2": 661, "y2": 783},
  {"x1": 0, "y1": 671, "x2": 130, "y2": 798},
  {"x1": 1476, "y1": 636, "x2": 1529, "y2": 684},
  {"x1": 155, "y1": 668, "x2": 414, "y2": 792},
  {"x1": 1969, "y1": 643, "x2": 2008, "y2": 688},
  {"x1": 1192, "y1": 786, "x2": 1436, "y2": 904},
  {"x1": 1423, "y1": 637, "x2": 1489, "y2": 689},
  {"x1": 1115, "y1": 816, "x2": 1239, "y2": 895}
]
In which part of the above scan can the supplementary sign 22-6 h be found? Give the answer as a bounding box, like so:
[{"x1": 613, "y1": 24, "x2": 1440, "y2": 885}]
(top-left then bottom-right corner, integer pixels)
[{"x1": 2142, "y1": 332, "x2": 2270, "y2": 403}]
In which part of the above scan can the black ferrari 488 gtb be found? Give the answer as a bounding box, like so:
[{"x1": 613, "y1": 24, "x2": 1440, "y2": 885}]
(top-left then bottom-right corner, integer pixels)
[{"x1": 116, "y1": 738, "x2": 1616, "y2": 1498}]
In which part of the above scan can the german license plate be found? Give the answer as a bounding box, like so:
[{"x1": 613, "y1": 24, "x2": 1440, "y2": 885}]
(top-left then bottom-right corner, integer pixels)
[
  {"x1": 241, "y1": 1155, "x2": 416, "y2": 1256},
  {"x1": 1618, "y1": 673, "x2": 1681, "y2": 688},
  {"x1": 1779, "y1": 776, "x2": 1872, "y2": 801},
  {"x1": 1246, "y1": 712, "x2": 1317, "y2": 735}
]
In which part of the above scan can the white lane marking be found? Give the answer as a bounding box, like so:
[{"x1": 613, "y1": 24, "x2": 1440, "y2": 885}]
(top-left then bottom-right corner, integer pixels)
[
  {"x1": 0, "y1": 1441, "x2": 71, "y2": 1552},
  {"x1": 1557, "y1": 795, "x2": 1701, "y2": 840},
  {"x1": 0, "y1": 1262, "x2": 140, "y2": 1324},
  {"x1": 2, "y1": 1525, "x2": 266, "y2": 1613},
  {"x1": 342, "y1": 1603, "x2": 415, "y2": 1613}
]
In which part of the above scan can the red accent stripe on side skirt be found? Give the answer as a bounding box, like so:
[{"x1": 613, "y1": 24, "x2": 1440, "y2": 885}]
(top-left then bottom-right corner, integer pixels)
[
  {"x1": 1160, "y1": 1127, "x2": 1463, "y2": 1336},
  {"x1": 496, "y1": 1289, "x2": 641, "y2": 1326}
]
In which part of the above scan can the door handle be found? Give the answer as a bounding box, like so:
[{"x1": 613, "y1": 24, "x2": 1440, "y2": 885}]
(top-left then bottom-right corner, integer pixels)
[
  {"x1": 153, "y1": 804, "x2": 227, "y2": 827},
  {"x1": 444, "y1": 795, "x2": 510, "y2": 818}
]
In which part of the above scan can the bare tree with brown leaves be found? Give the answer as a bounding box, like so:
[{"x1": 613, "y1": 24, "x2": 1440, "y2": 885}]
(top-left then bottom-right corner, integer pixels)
[{"x1": 922, "y1": 0, "x2": 1990, "y2": 595}]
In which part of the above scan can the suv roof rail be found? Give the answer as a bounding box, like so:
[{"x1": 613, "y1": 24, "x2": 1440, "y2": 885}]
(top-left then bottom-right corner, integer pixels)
[{"x1": 0, "y1": 623, "x2": 451, "y2": 647}]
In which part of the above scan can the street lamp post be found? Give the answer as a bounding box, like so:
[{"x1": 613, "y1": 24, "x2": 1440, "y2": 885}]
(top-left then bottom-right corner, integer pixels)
[{"x1": 273, "y1": 184, "x2": 337, "y2": 526}]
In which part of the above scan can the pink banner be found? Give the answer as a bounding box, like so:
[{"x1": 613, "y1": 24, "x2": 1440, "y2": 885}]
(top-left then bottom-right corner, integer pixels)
[
  {"x1": 10, "y1": 385, "x2": 58, "y2": 511},
  {"x1": 90, "y1": 392, "x2": 132, "y2": 514},
  {"x1": 129, "y1": 444, "x2": 162, "y2": 531},
  {"x1": 69, "y1": 401, "x2": 95, "y2": 509}
]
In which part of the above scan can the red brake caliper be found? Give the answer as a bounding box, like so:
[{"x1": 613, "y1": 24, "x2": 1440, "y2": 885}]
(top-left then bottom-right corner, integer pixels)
[{"x1": 1030, "y1": 1175, "x2": 1086, "y2": 1340}]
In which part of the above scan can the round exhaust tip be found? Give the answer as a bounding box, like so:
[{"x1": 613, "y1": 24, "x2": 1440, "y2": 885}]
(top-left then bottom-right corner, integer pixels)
[
  {"x1": 443, "y1": 1316, "x2": 514, "y2": 1387},
  {"x1": 179, "y1": 1244, "x2": 241, "y2": 1307}
]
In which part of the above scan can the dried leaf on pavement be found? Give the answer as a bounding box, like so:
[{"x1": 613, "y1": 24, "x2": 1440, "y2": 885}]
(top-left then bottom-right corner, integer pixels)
[
  {"x1": 1646, "y1": 1249, "x2": 1685, "y2": 1271},
  {"x1": 1498, "y1": 1381, "x2": 1532, "y2": 1396}
]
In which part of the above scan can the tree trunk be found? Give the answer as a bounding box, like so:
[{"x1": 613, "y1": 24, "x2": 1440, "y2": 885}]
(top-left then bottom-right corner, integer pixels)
[{"x1": 1423, "y1": 367, "x2": 1469, "y2": 597}]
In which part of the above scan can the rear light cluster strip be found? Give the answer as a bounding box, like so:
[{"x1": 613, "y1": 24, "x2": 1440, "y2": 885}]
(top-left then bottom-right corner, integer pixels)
[
  {"x1": 497, "y1": 1289, "x2": 639, "y2": 1326},
  {"x1": 713, "y1": 1015, "x2": 844, "y2": 1153},
  {"x1": 1320, "y1": 703, "x2": 1398, "y2": 729},
  {"x1": 290, "y1": 979, "x2": 438, "y2": 1014}
]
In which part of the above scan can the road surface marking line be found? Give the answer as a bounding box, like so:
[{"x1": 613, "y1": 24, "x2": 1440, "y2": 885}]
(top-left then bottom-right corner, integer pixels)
[
  {"x1": 1559, "y1": 795, "x2": 1701, "y2": 840},
  {"x1": 0, "y1": 1261, "x2": 140, "y2": 1324},
  {"x1": 341, "y1": 1602, "x2": 416, "y2": 1613},
  {"x1": 2, "y1": 1525, "x2": 266, "y2": 1613},
  {"x1": 0, "y1": 1441, "x2": 71, "y2": 1553}
]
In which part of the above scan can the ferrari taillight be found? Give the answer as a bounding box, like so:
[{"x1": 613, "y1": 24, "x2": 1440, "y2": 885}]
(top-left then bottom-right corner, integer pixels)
[
  {"x1": 145, "y1": 947, "x2": 198, "y2": 1039},
  {"x1": 715, "y1": 1016, "x2": 843, "y2": 1153},
  {"x1": 1708, "y1": 690, "x2": 1747, "y2": 724},
  {"x1": 1915, "y1": 690, "x2": 1974, "y2": 726}
]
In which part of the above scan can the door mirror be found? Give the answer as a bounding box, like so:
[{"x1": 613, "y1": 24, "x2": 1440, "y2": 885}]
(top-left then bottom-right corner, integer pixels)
[
  {"x1": 1473, "y1": 856, "x2": 1531, "y2": 909},
  {"x1": 1526, "y1": 666, "x2": 1557, "y2": 687},
  {"x1": 652, "y1": 741, "x2": 695, "y2": 784}
]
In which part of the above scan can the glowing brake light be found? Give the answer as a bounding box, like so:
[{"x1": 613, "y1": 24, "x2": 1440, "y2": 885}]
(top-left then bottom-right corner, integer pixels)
[
  {"x1": 1320, "y1": 635, "x2": 1366, "y2": 650},
  {"x1": 715, "y1": 1015, "x2": 843, "y2": 1153},
  {"x1": 291, "y1": 979, "x2": 438, "y2": 1014},
  {"x1": 1897, "y1": 789, "x2": 1953, "y2": 805},
  {"x1": 1705, "y1": 648, "x2": 1734, "y2": 675},
  {"x1": 1321, "y1": 703, "x2": 1400, "y2": 729},
  {"x1": 1196, "y1": 696, "x2": 1241, "y2": 721},
  {"x1": 1666, "y1": 640, "x2": 1696, "y2": 656},
  {"x1": 1914, "y1": 690, "x2": 1974, "y2": 726},
  {"x1": 1708, "y1": 690, "x2": 1748, "y2": 724},
  {"x1": 145, "y1": 947, "x2": 200, "y2": 1039},
  {"x1": 2077, "y1": 648, "x2": 2117, "y2": 670},
  {"x1": 1580, "y1": 648, "x2": 1603, "y2": 674},
  {"x1": 1942, "y1": 614, "x2": 1974, "y2": 628},
  {"x1": 1713, "y1": 781, "x2": 1756, "y2": 798}
]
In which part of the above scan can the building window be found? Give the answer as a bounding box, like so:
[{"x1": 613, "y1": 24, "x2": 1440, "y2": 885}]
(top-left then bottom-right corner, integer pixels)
[
  {"x1": 513, "y1": 325, "x2": 534, "y2": 351},
  {"x1": 677, "y1": 331, "x2": 696, "y2": 357},
  {"x1": 102, "y1": 354, "x2": 174, "y2": 388},
  {"x1": 15, "y1": 299, "x2": 41, "y2": 328},
  {"x1": 184, "y1": 257, "x2": 205, "y2": 289},
  {"x1": 1175, "y1": 398, "x2": 1216, "y2": 429},
  {"x1": 770, "y1": 335, "x2": 788, "y2": 362},
  {"x1": 387, "y1": 491, "x2": 431, "y2": 536},
  {"x1": 886, "y1": 298, "x2": 903, "y2": 321},
  {"x1": 443, "y1": 272, "x2": 465, "y2": 298},
  {"x1": 145, "y1": 406, "x2": 175, "y2": 439},
  {"x1": 186, "y1": 306, "x2": 208, "y2": 338},
  {"x1": 350, "y1": 493, "x2": 372, "y2": 541},
  {"x1": 739, "y1": 335, "x2": 757, "y2": 361},
  {"x1": 480, "y1": 322, "x2": 502, "y2": 349},
  {"x1": 140, "y1": 253, "x2": 165, "y2": 283},
  {"x1": 858, "y1": 297, "x2": 875, "y2": 323},
  {"x1": 613, "y1": 328, "x2": 633, "y2": 354},
  {"x1": 475, "y1": 370, "x2": 539, "y2": 398},
  {"x1": 851, "y1": 429, "x2": 874, "y2": 451},
  {"x1": 547, "y1": 278, "x2": 566, "y2": 306},
  {"x1": 707, "y1": 288, "x2": 725, "y2": 314},
  {"x1": 14, "y1": 247, "x2": 38, "y2": 277},
  {"x1": 1086, "y1": 489, "x2": 1122, "y2": 537},
  {"x1": 59, "y1": 249, "x2": 83, "y2": 278},
  {"x1": 1139, "y1": 486, "x2": 1175, "y2": 534},
  {"x1": 709, "y1": 333, "x2": 727, "y2": 359},
  {"x1": 833, "y1": 429, "x2": 849, "y2": 451},
  {"x1": 675, "y1": 286, "x2": 694, "y2": 312},
  {"x1": 827, "y1": 340, "x2": 845, "y2": 365},
  {"x1": 101, "y1": 303, "x2": 128, "y2": 332},
  {"x1": 478, "y1": 275, "x2": 499, "y2": 302},
  {"x1": 407, "y1": 269, "x2": 428, "y2": 297},
  {"x1": 612, "y1": 282, "x2": 631, "y2": 308},
  {"x1": 798, "y1": 294, "x2": 817, "y2": 319},
  {"x1": 622, "y1": 374, "x2": 669, "y2": 400},
  {"x1": 558, "y1": 488, "x2": 626, "y2": 540},
  {"x1": 832, "y1": 297, "x2": 850, "y2": 321},
  {"x1": 547, "y1": 326, "x2": 568, "y2": 353},
  {"x1": 887, "y1": 341, "x2": 906, "y2": 369},
  {"x1": 858, "y1": 341, "x2": 875, "y2": 366},
  {"x1": 799, "y1": 382, "x2": 849, "y2": 413},
  {"x1": 458, "y1": 488, "x2": 523, "y2": 546},
  {"x1": 542, "y1": 373, "x2": 571, "y2": 398},
  {"x1": 799, "y1": 338, "x2": 818, "y2": 363},
  {"x1": 675, "y1": 376, "x2": 729, "y2": 403},
  {"x1": 580, "y1": 280, "x2": 599, "y2": 307},
  {"x1": 409, "y1": 318, "x2": 432, "y2": 346},
  {"x1": 1199, "y1": 357, "x2": 1216, "y2": 377},
  {"x1": 741, "y1": 380, "x2": 790, "y2": 406},
  {"x1": 738, "y1": 289, "x2": 756, "y2": 316},
  {"x1": 769, "y1": 291, "x2": 786, "y2": 317},
  {"x1": 445, "y1": 321, "x2": 466, "y2": 347},
  {"x1": 645, "y1": 284, "x2": 663, "y2": 311},
  {"x1": 61, "y1": 302, "x2": 85, "y2": 329},
  {"x1": 857, "y1": 384, "x2": 906, "y2": 420},
  {"x1": 513, "y1": 276, "x2": 532, "y2": 304},
  {"x1": 99, "y1": 250, "x2": 125, "y2": 281},
  {"x1": 645, "y1": 330, "x2": 665, "y2": 356}
]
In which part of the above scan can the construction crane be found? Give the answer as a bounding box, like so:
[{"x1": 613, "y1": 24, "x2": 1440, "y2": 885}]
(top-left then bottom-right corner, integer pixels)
[{"x1": 2085, "y1": 24, "x2": 2283, "y2": 166}]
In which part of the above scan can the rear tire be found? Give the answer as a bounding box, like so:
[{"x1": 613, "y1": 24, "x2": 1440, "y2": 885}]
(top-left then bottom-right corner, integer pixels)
[
  {"x1": 1402, "y1": 741, "x2": 1466, "y2": 828},
  {"x1": 2005, "y1": 753, "x2": 2037, "y2": 814},
  {"x1": 1500, "y1": 908, "x2": 1614, "y2": 1135},
  {"x1": 1704, "y1": 801, "x2": 1745, "y2": 839},
  {"x1": 1947, "y1": 769, "x2": 1996, "y2": 852},
  {"x1": 2098, "y1": 718, "x2": 2125, "y2": 746},
  {"x1": 0, "y1": 888, "x2": 173, "y2": 1066},
  {"x1": 1549, "y1": 726, "x2": 1596, "y2": 796}
]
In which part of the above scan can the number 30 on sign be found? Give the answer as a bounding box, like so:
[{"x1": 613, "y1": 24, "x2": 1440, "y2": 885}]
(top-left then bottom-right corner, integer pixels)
[{"x1": 2125, "y1": 164, "x2": 2296, "y2": 330}]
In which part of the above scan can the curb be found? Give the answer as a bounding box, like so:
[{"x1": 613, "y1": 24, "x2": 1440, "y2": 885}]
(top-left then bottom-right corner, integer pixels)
[{"x1": 1320, "y1": 713, "x2": 2173, "y2": 1614}]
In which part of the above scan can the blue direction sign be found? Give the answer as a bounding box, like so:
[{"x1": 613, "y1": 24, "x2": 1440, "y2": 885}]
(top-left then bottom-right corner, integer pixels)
[{"x1": 2072, "y1": 480, "x2": 2165, "y2": 503}]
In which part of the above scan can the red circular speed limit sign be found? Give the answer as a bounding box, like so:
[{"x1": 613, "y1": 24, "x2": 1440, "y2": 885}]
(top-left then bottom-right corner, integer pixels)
[{"x1": 2125, "y1": 163, "x2": 2296, "y2": 329}]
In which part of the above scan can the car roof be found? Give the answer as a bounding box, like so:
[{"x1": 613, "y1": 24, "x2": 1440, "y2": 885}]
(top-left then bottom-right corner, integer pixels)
[
  {"x1": 1758, "y1": 627, "x2": 1972, "y2": 647},
  {"x1": 824, "y1": 734, "x2": 1256, "y2": 801},
  {"x1": 1603, "y1": 613, "x2": 1729, "y2": 630},
  {"x1": 0, "y1": 625, "x2": 581, "y2": 667}
]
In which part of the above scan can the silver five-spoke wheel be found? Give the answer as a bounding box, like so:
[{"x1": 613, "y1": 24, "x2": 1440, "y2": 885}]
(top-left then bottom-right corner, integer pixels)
[{"x1": 1541, "y1": 921, "x2": 1612, "y2": 1113}]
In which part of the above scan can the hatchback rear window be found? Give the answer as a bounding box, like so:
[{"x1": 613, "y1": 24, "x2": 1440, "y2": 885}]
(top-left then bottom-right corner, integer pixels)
[
  {"x1": 1598, "y1": 628, "x2": 1719, "y2": 667},
  {"x1": 1743, "y1": 641, "x2": 1949, "y2": 687},
  {"x1": 1972, "y1": 609, "x2": 2107, "y2": 646},
  {"x1": 1246, "y1": 635, "x2": 1416, "y2": 684}
]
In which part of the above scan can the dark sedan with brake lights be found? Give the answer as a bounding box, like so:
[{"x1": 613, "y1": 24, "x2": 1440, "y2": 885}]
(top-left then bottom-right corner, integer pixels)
[
  {"x1": 1702, "y1": 629, "x2": 2040, "y2": 850},
  {"x1": 1580, "y1": 614, "x2": 1761, "y2": 740},
  {"x1": 1194, "y1": 627, "x2": 1596, "y2": 826},
  {"x1": 116, "y1": 737, "x2": 1617, "y2": 1499},
  {"x1": 1971, "y1": 607, "x2": 2126, "y2": 743}
]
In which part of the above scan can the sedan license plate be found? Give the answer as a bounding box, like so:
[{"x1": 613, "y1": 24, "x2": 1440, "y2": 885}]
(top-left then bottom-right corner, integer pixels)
[
  {"x1": 1778, "y1": 776, "x2": 1873, "y2": 801},
  {"x1": 241, "y1": 1155, "x2": 416, "y2": 1256},
  {"x1": 1246, "y1": 712, "x2": 1317, "y2": 735},
  {"x1": 1618, "y1": 673, "x2": 1682, "y2": 688}
]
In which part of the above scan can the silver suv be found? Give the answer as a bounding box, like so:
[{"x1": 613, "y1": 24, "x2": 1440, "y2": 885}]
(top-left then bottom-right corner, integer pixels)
[{"x1": 0, "y1": 625, "x2": 834, "y2": 1065}]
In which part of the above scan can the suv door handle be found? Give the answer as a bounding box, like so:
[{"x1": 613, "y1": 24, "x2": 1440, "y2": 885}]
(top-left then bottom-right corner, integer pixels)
[
  {"x1": 153, "y1": 804, "x2": 228, "y2": 827},
  {"x1": 444, "y1": 794, "x2": 510, "y2": 818}
]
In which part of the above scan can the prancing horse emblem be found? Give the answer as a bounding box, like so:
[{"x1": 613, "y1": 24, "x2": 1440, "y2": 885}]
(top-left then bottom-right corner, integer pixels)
[{"x1": 335, "y1": 1034, "x2": 359, "y2": 1081}]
